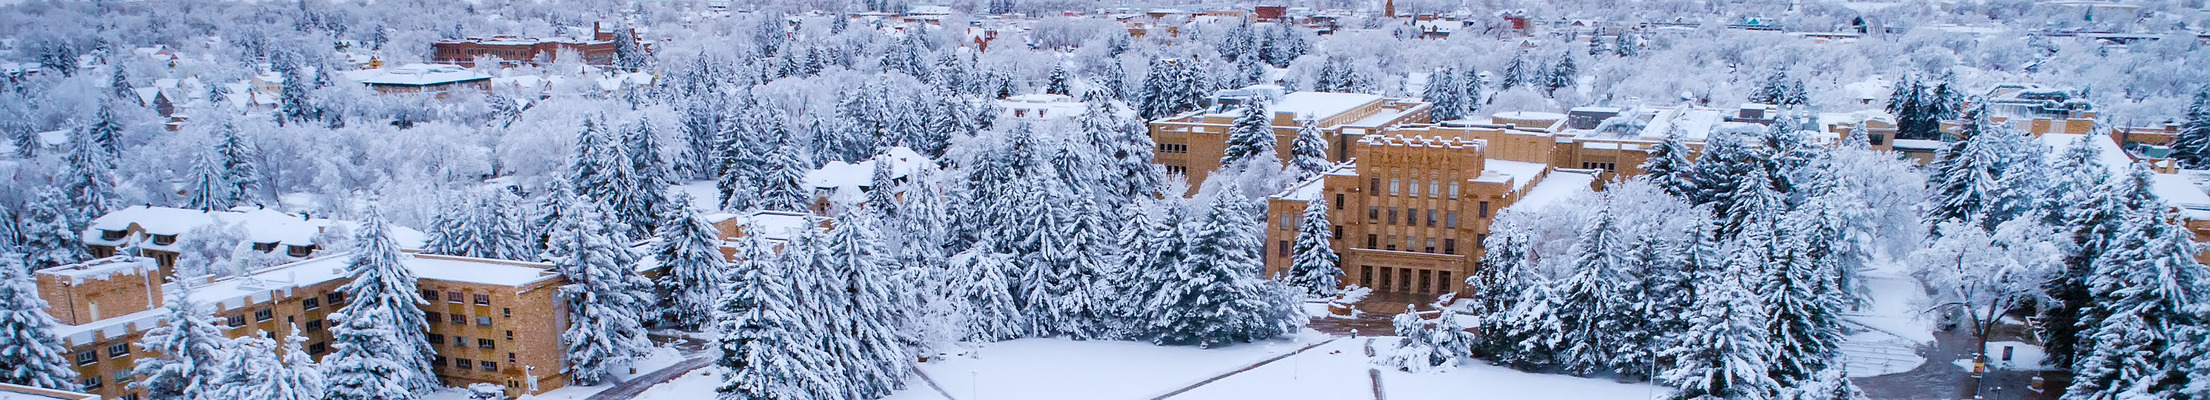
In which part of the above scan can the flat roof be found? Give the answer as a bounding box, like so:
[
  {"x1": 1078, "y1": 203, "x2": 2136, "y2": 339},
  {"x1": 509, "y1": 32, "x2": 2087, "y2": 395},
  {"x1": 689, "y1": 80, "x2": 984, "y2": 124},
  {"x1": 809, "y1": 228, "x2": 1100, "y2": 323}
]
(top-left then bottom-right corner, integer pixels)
[{"x1": 1270, "y1": 91, "x2": 1383, "y2": 121}]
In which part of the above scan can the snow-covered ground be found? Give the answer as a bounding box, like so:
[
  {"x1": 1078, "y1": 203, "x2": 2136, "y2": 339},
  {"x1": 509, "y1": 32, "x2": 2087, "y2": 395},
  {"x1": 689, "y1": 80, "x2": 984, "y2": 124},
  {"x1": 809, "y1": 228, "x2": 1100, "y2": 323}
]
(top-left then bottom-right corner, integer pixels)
[
  {"x1": 1839, "y1": 261, "x2": 1935, "y2": 377},
  {"x1": 610, "y1": 334, "x2": 1663, "y2": 400},
  {"x1": 422, "y1": 345, "x2": 689, "y2": 400},
  {"x1": 1176, "y1": 338, "x2": 1659, "y2": 400}
]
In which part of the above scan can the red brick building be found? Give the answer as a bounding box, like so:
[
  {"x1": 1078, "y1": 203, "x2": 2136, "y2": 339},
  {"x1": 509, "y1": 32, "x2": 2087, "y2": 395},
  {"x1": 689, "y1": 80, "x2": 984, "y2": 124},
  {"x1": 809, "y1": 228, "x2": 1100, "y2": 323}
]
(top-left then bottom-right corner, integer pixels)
[{"x1": 432, "y1": 23, "x2": 628, "y2": 67}]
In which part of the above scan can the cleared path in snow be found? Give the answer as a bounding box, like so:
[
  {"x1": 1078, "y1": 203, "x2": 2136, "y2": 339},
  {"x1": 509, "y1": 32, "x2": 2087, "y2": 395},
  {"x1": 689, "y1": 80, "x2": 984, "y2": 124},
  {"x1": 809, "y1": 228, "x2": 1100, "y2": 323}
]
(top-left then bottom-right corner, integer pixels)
[{"x1": 1147, "y1": 338, "x2": 1341, "y2": 400}]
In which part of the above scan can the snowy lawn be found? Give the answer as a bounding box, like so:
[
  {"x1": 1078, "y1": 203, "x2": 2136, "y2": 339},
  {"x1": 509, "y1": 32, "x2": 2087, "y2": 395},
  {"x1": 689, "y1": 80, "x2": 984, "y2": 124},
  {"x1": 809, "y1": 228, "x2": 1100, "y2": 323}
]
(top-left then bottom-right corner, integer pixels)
[
  {"x1": 886, "y1": 330, "x2": 1334, "y2": 400},
  {"x1": 1838, "y1": 261, "x2": 1934, "y2": 377},
  {"x1": 422, "y1": 345, "x2": 690, "y2": 400},
  {"x1": 611, "y1": 335, "x2": 1666, "y2": 400}
]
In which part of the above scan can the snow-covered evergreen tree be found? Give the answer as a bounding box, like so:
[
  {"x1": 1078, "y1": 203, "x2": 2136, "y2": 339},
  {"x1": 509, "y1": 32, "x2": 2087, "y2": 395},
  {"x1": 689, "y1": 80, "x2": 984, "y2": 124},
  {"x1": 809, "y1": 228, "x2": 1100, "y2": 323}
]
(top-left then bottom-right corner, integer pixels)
[
  {"x1": 206, "y1": 333, "x2": 273, "y2": 400},
  {"x1": 622, "y1": 118, "x2": 674, "y2": 235},
  {"x1": 1045, "y1": 63, "x2": 1070, "y2": 96},
  {"x1": 1499, "y1": 53, "x2": 1530, "y2": 91},
  {"x1": 325, "y1": 204, "x2": 435, "y2": 399},
  {"x1": 949, "y1": 246, "x2": 1024, "y2": 342},
  {"x1": 1659, "y1": 258, "x2": 1779, "y2": 400},
  {"x1": 653, "y1": 197, "x2": 730, "y2": 331},
  {"x1": 1641, "y1": 132, "x2": 1697, "y2": 199},
  {"x1": 0, "y1": 257, "x2": 77, "y2": 391},
  {"x1": 1548, "y1": 207, "x2": 1632, "y2": 376},
  {"x1": 2064, "y1": 208, "x2": 2207, "y2": 400},
  {"x1": 1468, "y1": 216, "x2": 1535, "y2": 359},
  {"x1": 1542, "y1": 55, "x2": 1577, "y2": 95},
  {"x1": 819, "y1": 208, "x2": 915, "y2": 399},
  {"x1": 1288, "y1": 117, "x2": 1330, "y2": 183},
  {"x1": 1424, "y1": 67, "x2": 1466, "y2": 121},
  {"x1": 550, "y1": 204, "x2": 655, "y2": 386},
  {"x1": 1763, "y1": 219, "x2": 1848, "y2": 387},
  {"x1": 1378, "y1": 304, "x2": 1474, "y2": 372},
  {"x1": 1108, "y1": 198, "x2": 1179, "y2": 341},
  {"x1": 246, "y1": 327, "x2": 326, "y2": 400},
  {"x1": 2175, "y1": 89, "x2": 2210, "y2": 168},
  {"x1": 181, "y1": 150, "x2": 230, "y2": 211},
  {"x1": 1220, "y1": 97, "x2": 1275, "y2": 166},
  {"x1": 1151, "y1": 189, "x2": 1299, "y2": 348},
  {"x1": 212, "y1": 124, "x2": 263, "y2": 205},
  {"x1": 2041, "y1": 137, "x2": 2127, "y2": 367},
  {"x1": 758, "y1": 141, "x2": 813, "y2": 213},
  {"x1": 131, "y1": 282, "x2": 228, "y2": 400},
  {"x1": 1286, "y1": 198, "x2": 1341, "y2": 296},
  {"x1": 714, "y1": 232, "x2": 833, "y2": 400},
  {"x1": 16, "y1": 189, "x2": 86, "y2": 270}
]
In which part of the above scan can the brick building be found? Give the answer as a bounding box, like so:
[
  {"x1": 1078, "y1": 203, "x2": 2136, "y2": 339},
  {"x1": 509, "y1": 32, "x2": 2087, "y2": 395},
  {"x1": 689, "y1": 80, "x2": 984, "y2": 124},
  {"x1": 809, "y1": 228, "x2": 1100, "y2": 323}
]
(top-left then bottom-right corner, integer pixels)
[
  {"x1": 431, "y1": 23, "x2": 627, "y2": 67},
  {"x1": 1148, "y1": 87, "x2": 1432, "y2": 190},
  {"x1": 43, "y1": 253, "x2": 572, "y2": 400},
  {"x1": 81, "y1": 206, "x2": 425, "y2": 271}
]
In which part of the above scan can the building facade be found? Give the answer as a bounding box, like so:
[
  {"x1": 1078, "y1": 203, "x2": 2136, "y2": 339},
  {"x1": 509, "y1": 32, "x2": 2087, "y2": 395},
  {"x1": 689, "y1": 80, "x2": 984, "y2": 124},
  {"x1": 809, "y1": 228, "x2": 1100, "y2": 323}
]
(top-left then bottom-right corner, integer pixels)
[
  {"x1": 1147, "y1": 89, "x2": 1431, "y2": 189},
  {"x1": 43, "y1": 253, "x2": 571, "y2": 400}
]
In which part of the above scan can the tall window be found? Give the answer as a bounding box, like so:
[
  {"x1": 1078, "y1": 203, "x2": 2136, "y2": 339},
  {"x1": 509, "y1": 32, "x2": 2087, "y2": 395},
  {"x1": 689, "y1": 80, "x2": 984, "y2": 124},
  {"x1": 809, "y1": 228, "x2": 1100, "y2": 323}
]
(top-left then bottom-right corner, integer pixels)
[
  {"x1": 1278, "y1": 241, "x2": 1291, "y2": 258},
  {"x1": 1446, "y1": 212, "x2": 1459, "y2": 228},
  {"x1": 1448, "y1": 182, "x2": 1459, "y2": 199},
  {"x1": 1368, "y1": 207, "x2": 1379, "y2": 223},
  {"x1": 1366, "y1": 234, "x2": 1378, "y2": 249},
  {"x1": 1389, "y1": 178, "x2": 1400, "y2": 195},
  {"x1": 1426, "y1": 209, "x2": 1437, "y2": 227},
  {"x1": 1334, "y1": 194, "x2": 1345, "y2": 209},
  {"x1": 1387, "y1": 208, "x2": 1398, "y2": 225},
  {"x1": 1444, "y1": 239, "x2": 1457, "y2": 254},
  {"x1": 1430, "y1": 181, "x2": 1441, "y2": 198},
  {"x1": 1479, "y1": 201, "x2": 1491, "y2": 218},
  {"x1": 1368, "y1": 178, "x2": 1380, "y2": 195},
  {"x1": 1409, "y1": 179, "x2": 1420, "y2": 197}
]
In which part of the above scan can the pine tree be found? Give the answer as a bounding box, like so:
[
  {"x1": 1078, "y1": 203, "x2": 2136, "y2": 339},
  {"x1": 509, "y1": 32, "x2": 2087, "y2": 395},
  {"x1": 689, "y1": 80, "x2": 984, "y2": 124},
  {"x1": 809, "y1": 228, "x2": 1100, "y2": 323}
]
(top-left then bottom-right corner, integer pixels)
[
  {"x1": 1108, "y1": 199, "x2": 1177, "y2": 341},
  {"x1": 1107, "y1": 103, "x2": 1165, "y2": 200},
  {"x1": 85, "y1": 103, "x2": 123, "y2": 159},
  {"x1": 1641, "y1": 132, "x2": 1697, "y2": 199},
  {"x1": 1468, "y1": 218, "x2": 1534, "y2": 359},
  {"x1": 654, "y1": 199, "x2": 730, "y2": 331},
  {"x1": 1152, "y1": 190, "x2": 1298, "y2": 348},
  {"x1": 181, "y1": 150, "x2": 231, "y2": 211},
  {"x1": 759, "y1": 141, "x2": 813, "y2": 212},
  {"x1": 950, "y1": 246, "x2": 1024, "y2": 342},
  {"x1": 325, "y1": 204, "x2": 435, "y2": 400},
  {"x1": 131, "y1": 283, "x2": 228, "y2": 400},
  {"x1": 551, "y1": 204, "x2": 655, "y2": 386},
  {"x1": 1543, "y1": 55, "x2": 1577, "y2": 95},
  {"x1": 2173, "y1": 89, "x2": 2210, "y2": 169},
  {"x1": 1762, "y1": 225, "x2": 1846, "y2": 386},
  {"x1": 1499, "y1": 54, "x2": 1530, "y2": 91},
  {"x1": 18, "y1": 189, "x2": 88, "y2": 269},
  {"x1": 1045, "y1": 63, "x2": 1070, "y2": 96},
  {"x1": 1221, "y1": 97, "x2": 1275, "y2": 166},
  {"x1": 207, "y1": 333, "x2": 274, "y2": 400},
  {"x1": 623, "y1": 119, "x2": 674, "y2": 235},
  {"x1": 0, "y1": 257, "x2": 77, "y2": 391},
  {"x1": 1659, "y1": 258, "x2": 1780, "y2": 400},
  {"x1": 1549, "y1": 207, "x2": 1630, "y2": 376},
  {"x1": 1927, "y1": 104, "x2": 2030, "y2": 229},
  {"x1": 1424, "y1": 67, "x2": 1465, "y2": 121},
  {"x1": 1288, "y1": 117, "x2": 1331, "y2": 182},
  {"x1": 207, "y1": 124, "x2": 265, "y2": 205},
  {"x1": 2041, "y1": 137, "x2": 2123, "y2": 367},
  {"x1": 244, "y1": 327, "x2": 326, "y2": 400},
  {"x1": 1286, "y1": 198, "x2": 1341, "y2": 296},
  {"x1": 2064, "y1": 209, "x2": 2207, "y2": 400},
  {"x1": 821, "y1": 209, "x2": 915, "y2": 398},
  {"x1": 715, "y1": 233, "x2": 833, "y2": 400}
]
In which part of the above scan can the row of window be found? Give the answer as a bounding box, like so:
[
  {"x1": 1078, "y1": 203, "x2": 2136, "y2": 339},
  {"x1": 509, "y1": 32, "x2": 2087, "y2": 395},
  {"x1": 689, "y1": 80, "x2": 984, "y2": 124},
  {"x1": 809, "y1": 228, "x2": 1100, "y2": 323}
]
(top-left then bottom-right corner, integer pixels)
[
  {"x1": 224, "y1": 293, "x2": 342, "y2": 329},
  {"x1": 429, "y1": 311, "x2": 502, "y2": 327},
  {"x1": 422, "y1": 289, "x2": 495, "y2": 306},
  {"x1": 1369, "y1": 178, "x2": 1461, "y2": 199},
  {"x1": 1157, "y1": 143, "x2": 1190, "y2": 154},
  {"x1": 428, "y1": 331, "x2": 516, "y2": 349},
  {"x1": 75, "y1": 343, "x2": 131, "y2": 365},
  {"x1": 434, "y1": 356, "x2": 506, "y2": 372},
  {"x1": 1360, "y1": 265, "x2": 1454, "y2": 295},
  {"x1": 1365, "y1": 207, "x2": 1472, "y2": 228},
  {"x1": 1362, "y1": 234, "x2": 1465, "y2": 255}
]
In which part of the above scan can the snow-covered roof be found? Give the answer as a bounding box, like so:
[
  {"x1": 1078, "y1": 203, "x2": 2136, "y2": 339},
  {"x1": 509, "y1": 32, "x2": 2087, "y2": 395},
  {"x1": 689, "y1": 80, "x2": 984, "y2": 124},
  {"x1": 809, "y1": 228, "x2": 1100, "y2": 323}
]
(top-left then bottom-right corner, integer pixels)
[
  {"x1": 344, "y1": 63, "x2": 491, "y2": 86},
  {"x1": 733, "y1": 210, "x2": 821, "y2": 242},
  {"x1": 83, "y1": 206, "x2": 426, "y2": 252},
  {"x1": 52, "y1": 251, "x2": 556, "y2": 347},
  {"x1": 804, "y1": 146, "x2": 927, "y2": 191},
  {"x1": 2150, "y1": 173, "x2": 2210, "y2": 220},
  {"x1": 1479, "y1": 159, "x2": 1548, "y2": 192},
  {"x1": 2038, "y1": 133, "x2": 2134, "y2": 176},
  {"x1": 1891, "y1": 139, "x2": 1944, "y2": 150},
  {"x1": 35, "y1": 256, "x2": 159, "y2": 285},
  {"x1": 1269, "y1": 91, "x2": 1382, "y2": 121},
  {"x1": 1507, "y1": 169, "x2": 1598, "y2": 212},
  {"x1": 1844, "y1": 76, "x2": 1891, "y2": 102}
]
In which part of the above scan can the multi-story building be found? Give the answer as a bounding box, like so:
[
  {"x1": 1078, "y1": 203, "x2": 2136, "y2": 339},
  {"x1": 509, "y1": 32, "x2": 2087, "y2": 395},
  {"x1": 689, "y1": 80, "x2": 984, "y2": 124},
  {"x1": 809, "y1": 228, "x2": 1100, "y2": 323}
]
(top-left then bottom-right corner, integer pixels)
[
  {"x1": 430, "y1": 23, "x2": 629, "y2": 67},
  {"x1": 1148, "y1": 87, "x2": 1432, "y2": 189},
  {"x1": 1260, "y1": 132, "x2": 1593, "y2": 297},
  {"x1": 43, "y1": 252, "x2": 571, "y2": 400},
  {"x1": 342, "y1": 64, "x2": 493, "y2": 97},
  {"x1": 81, "y1": 206, "x2": 425, "y2": 271}
]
